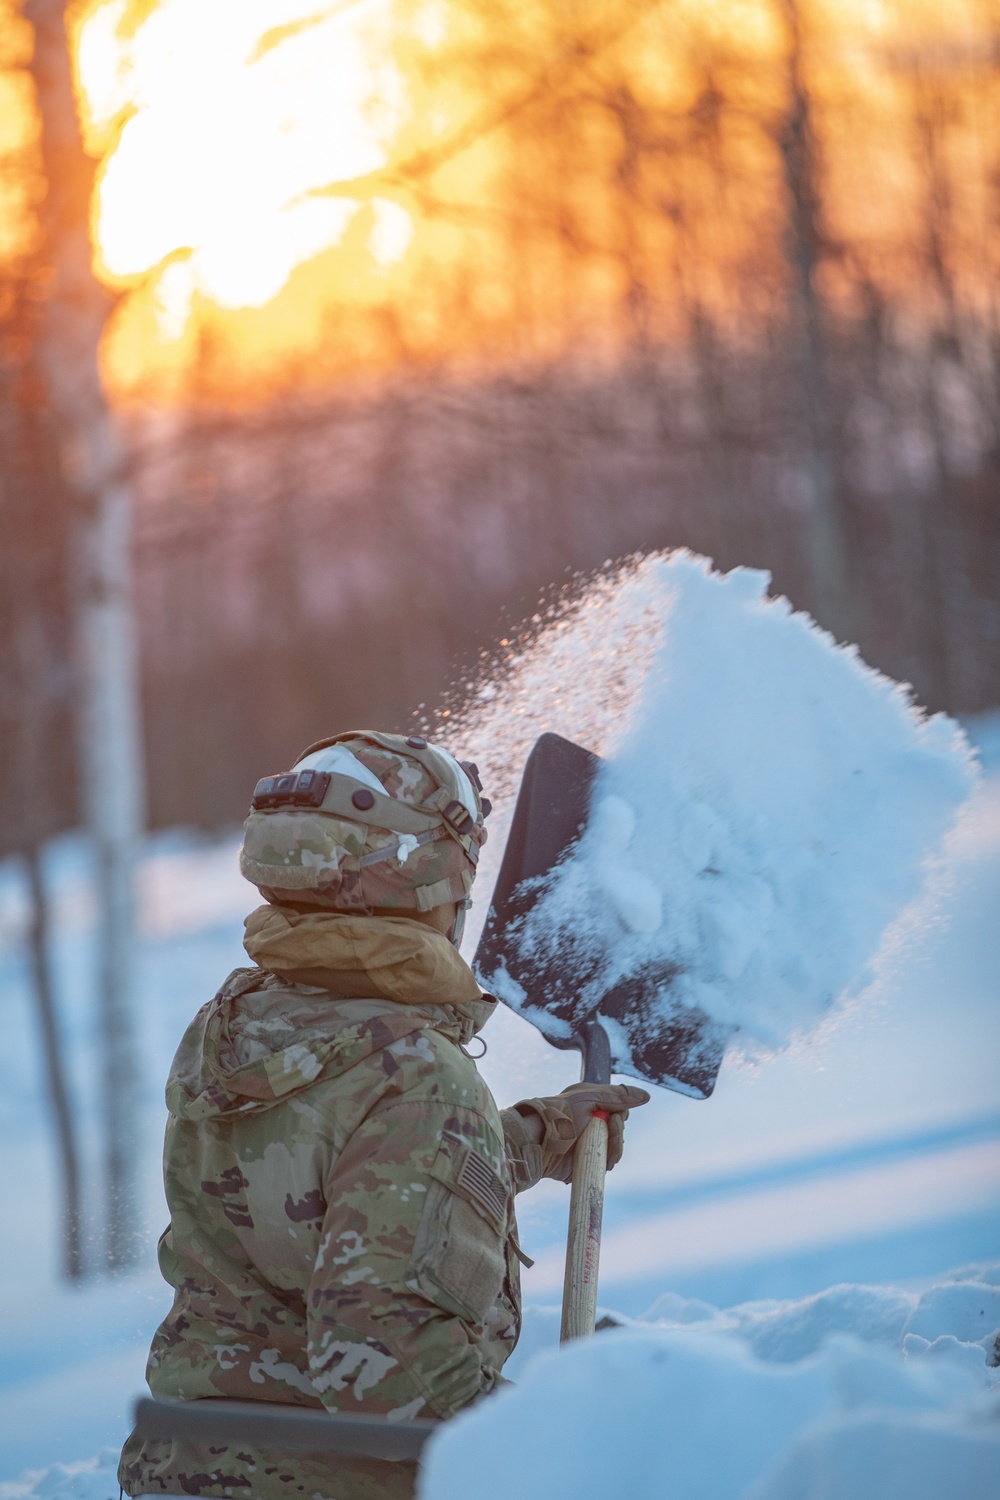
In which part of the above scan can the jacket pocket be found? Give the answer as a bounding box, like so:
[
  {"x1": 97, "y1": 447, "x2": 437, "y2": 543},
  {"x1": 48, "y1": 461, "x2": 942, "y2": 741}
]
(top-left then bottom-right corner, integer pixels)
[{"x1": 406, "y1": 1139, "x2": 509, "y2": 1325}]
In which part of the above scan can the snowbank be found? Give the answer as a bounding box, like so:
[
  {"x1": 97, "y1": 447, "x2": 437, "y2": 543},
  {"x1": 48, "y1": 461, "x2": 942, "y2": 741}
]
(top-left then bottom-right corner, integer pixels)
[
  {"x1": 7, "y1": 1266, "x2": 995, "y2": 1500},
  {"x1": 421, "y1": 1263, "x2": 1000, "y2": 1500},
  {"x1": 486, "y1": 553, "x2": 975, "y2": 1063},
  {"x1": 8, "y1": 1268, "x2": 994, "y2": 1500}
]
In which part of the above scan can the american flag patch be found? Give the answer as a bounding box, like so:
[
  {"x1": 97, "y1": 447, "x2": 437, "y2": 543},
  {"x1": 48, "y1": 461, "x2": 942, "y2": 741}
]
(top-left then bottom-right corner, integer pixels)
[{"x1": 457, "y1": 1150, "x2": 507, "y2": 1225}]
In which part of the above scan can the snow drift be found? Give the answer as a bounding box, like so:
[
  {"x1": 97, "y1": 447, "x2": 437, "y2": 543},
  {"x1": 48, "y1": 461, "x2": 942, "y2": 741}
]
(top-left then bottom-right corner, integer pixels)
[
  {"x1": 7, "y1": 1265, "x2": 997, "y2": 1500},
  {"x1": 472, "y1": 553, "x2": 975, "y2": 1062},
  {"x1": 420, "y1": 1263, "x2": 1000, "y2": 1500}
]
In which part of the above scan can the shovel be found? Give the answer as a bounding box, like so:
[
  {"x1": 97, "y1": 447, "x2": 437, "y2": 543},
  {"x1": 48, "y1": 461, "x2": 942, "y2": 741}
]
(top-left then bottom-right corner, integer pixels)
[{"x1": 474, "y1": 733, "x2": 728, "y2": 1341}]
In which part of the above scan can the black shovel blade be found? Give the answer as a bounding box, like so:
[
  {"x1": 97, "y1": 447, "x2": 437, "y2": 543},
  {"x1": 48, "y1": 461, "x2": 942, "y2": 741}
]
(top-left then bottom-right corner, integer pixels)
[{"x1": 474, "y1": 733, "x2": 727, "y2": 1099}]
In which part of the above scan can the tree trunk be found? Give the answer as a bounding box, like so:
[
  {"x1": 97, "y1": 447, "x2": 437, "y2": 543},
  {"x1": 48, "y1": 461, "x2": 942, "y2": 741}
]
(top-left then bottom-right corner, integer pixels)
[
  {"x1": 26, "y1": 0, "x2": 146, "y2": 1271},
  {"x1": 776, "y1": 0, "x2": 854, "y2": 640},
  {"x1": 25, "y1": 845, "x2": 84, "y2": 1280}
]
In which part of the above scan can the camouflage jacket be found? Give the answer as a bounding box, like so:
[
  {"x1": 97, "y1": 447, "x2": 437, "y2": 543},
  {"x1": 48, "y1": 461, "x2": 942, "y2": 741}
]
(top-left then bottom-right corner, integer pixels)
[{"x1": 120, "y1": 906, "x2": 544, "y2": 1500}]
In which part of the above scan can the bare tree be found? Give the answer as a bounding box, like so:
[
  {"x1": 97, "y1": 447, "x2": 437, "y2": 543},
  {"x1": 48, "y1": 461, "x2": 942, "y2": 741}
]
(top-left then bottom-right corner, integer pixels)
[
  {"x1": 773, "y1": 0, "x2": 854, "y2": 639},
  {"x1": 0, "y1": 252, "x2": 84, "y2": 1280},
  {"x1": 26, "y1": 0, "x2": 145, "y2": 1271},
  {"x1": 25, "y1": 847, "x2": 84, "y2": 1279}
]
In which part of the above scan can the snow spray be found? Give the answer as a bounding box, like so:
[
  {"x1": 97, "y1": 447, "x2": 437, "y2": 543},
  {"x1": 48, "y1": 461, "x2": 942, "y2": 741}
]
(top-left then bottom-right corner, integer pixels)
[{"x1": 440, "y1": 552, "x2": 977, "y2": 1063}]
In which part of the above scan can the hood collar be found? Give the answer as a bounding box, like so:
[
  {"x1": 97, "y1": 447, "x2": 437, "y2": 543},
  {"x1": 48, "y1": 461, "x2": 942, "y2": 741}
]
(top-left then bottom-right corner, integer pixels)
[{"x1": 243, "y1": 904, "x2": 487, "y2": 1015}]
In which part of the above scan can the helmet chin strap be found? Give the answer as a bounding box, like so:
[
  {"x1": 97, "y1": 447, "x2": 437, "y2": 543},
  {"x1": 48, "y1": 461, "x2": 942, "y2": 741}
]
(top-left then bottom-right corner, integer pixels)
[{"x1": 448, "y1": 898, "x2": 472, "y2": 949}]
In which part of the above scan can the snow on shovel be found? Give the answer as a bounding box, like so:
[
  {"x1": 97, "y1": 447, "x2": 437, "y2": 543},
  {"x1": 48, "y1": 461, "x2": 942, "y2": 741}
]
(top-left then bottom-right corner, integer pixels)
[
  {"x1": 474, "y1": 731, "x2": 729, "y2": 1343},
  {"x1": 472, "y1": 560, "x2": 976, "y2": 1347}
]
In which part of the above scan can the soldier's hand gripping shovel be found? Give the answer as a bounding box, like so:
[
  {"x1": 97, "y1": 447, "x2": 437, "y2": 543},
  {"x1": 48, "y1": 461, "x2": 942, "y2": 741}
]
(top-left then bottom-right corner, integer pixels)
[{"x1": 475, "y1": 733, "x2": 729, "y2": 1342}]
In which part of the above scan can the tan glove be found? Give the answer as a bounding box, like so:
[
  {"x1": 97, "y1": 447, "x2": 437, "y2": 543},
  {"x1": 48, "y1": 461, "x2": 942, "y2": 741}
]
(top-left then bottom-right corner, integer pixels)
[{"x1": 511, "y1": 1083, "x2": 650, "y2": 1183}]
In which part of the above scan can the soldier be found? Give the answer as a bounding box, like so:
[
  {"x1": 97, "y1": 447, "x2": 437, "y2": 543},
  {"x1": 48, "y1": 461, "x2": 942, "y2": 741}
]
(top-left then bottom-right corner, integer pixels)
[{"x1": 120, "y1": 731, "x2": 647, "y2": 1500}]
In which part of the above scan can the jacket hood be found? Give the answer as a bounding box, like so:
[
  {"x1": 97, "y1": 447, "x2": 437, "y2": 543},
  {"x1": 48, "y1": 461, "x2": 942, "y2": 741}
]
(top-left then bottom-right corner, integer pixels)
[{"x1": 165, "y1": 907, "x2": 495, "y2": 1122}]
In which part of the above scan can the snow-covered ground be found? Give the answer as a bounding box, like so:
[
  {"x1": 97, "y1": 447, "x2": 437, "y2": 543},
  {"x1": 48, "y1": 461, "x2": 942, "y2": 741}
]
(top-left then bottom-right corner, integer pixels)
[
  {"x1": 0, "y1": 715, "x2": 997, "y2": 1496},
  {"x1": 425, "y1": 1262, "x2": 1000, "y2": 1500}
]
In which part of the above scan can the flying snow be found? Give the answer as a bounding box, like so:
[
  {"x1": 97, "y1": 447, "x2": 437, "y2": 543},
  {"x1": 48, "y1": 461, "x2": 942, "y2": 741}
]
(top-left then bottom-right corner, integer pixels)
[{"x1": 457, "y1": 552, "x2": 977, "y2": 1060}]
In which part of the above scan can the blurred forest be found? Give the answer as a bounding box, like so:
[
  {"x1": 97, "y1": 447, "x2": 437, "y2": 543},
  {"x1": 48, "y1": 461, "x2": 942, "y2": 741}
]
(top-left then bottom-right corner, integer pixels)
[{"x1": 3, "y1": 0, "x2": 999, "y2": 848}]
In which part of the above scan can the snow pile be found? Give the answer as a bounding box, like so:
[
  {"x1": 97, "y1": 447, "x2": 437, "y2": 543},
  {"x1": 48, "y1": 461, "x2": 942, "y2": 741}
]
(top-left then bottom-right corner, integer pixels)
[
  {"x1": 7, "y1": 1271, "x2": 997, "y2": 1500},
  {"x1": 485, "y1": 553, "x2": 975, "y2": 1058},
  {"x1": 640, "y1": 1263, "x2": 1000, "y2": 1364},
  {"x1": 421, "y1": 1264, "x2": 1000, "y2": 1500}
]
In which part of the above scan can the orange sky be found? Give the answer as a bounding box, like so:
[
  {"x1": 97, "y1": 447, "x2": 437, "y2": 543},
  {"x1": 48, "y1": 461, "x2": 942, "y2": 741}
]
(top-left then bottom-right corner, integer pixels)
[{"x1": 3, "y1": 0, "x2": 994, "y2": 406}]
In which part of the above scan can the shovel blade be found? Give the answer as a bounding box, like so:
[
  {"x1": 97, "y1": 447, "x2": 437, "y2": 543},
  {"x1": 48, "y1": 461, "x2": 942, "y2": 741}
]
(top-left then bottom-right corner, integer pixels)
[{"x1": 474, "y1": 733, "x2": 727, "y2": 1099}]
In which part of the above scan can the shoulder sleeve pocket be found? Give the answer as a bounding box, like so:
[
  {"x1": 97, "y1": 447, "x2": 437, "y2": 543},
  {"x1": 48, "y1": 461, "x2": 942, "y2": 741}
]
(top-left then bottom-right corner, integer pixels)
[{"x1": 406, "y1": 1139, "x2": 509, "y2": 1325}]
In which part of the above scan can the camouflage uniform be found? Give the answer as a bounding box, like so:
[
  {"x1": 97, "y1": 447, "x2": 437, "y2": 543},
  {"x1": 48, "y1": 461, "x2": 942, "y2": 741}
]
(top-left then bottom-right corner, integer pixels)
[{"x1": 119, "y1": 905, "x2": 543, "y2": 1500}]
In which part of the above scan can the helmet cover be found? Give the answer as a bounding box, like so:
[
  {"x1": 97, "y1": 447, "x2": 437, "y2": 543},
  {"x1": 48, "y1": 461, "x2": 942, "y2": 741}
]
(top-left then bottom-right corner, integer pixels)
[{"x1": 240, "y1": 730, "x2": 488, "y2": 918}]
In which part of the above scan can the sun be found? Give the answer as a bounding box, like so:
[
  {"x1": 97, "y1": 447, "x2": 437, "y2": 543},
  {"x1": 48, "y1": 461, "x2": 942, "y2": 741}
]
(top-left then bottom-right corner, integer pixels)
[{"x1": 76, "y1": 0, "x2": 414, "y2": 339}]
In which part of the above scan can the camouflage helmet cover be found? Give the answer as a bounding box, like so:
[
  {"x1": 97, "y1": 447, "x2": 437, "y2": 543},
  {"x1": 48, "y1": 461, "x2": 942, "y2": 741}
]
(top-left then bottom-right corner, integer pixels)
[{"x1": 240, "y1": 730, "x2": 488, "y2": 916}]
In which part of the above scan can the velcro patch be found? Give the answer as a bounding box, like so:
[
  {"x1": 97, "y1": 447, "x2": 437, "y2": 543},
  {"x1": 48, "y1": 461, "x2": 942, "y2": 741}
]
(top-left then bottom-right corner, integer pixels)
[{"x1": 457, "y1": 1150, "x2": 507, "y2": 1226}]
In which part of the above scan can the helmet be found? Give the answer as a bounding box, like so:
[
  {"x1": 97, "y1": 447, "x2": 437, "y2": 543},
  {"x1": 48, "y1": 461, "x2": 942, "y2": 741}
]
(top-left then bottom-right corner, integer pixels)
[{"x1": 240, "y1": 730, "x2": 490, "y2": 944}]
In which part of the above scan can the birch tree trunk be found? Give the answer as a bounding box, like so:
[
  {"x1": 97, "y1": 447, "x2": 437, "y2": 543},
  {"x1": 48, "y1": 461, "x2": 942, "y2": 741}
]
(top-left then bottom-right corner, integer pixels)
[
  {"x1": 26, "y1": 0, "x2": 146, "y2": 1271},
  {"x1": 26, "y1": 846, "x2": 84, "y2": 1280},
  {"x1": 777, "y1": 0, "x2": 855, "y2": 641}
]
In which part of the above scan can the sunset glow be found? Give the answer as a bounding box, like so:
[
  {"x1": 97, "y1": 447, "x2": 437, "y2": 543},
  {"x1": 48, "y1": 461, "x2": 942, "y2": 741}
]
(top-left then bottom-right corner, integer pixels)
[
  {"x1": 78, "y1": 0, "x2": 413, "y2": 329},
  {"x1": 44, "y1": 0, "x2": 997, "y2": 404}
]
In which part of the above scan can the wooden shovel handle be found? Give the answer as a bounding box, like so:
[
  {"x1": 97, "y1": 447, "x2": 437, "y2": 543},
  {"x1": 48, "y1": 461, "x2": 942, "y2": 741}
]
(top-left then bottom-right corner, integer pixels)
[{"x1": 560, "y1": 1109, "x2": 610, "y2": 1342}]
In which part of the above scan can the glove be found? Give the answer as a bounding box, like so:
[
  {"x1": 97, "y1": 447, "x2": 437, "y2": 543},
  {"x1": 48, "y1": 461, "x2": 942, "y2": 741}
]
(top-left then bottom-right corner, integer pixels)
[{"x1": 511, "y1": 1083, "x2": 650, "y2": 1183}]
